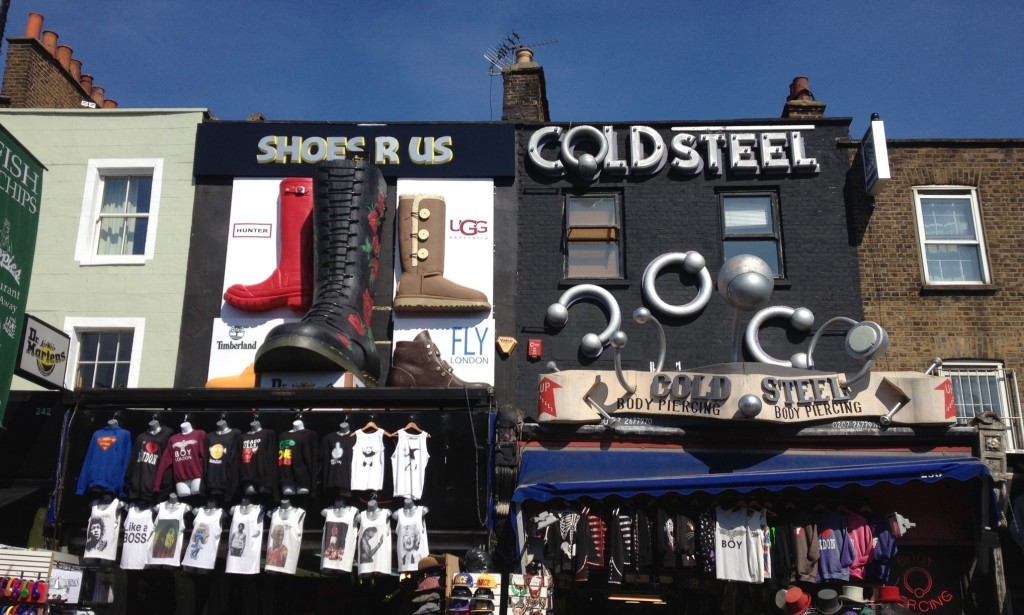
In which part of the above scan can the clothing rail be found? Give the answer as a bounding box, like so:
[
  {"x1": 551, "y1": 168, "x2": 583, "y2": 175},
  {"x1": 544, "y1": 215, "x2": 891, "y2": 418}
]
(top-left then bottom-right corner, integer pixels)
[{"x1": 67, "y1": 386, "x2": 494, "y2": 411}]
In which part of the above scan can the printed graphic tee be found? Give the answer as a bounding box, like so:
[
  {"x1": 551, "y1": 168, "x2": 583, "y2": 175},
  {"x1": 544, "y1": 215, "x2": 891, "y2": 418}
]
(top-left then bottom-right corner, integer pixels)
[
  {"x1": 153, "y1": 430, "x2": 207, "y2": 490},
  {"x1": 321, "y1": 432, "x2": 355, "y2": 495},
  {"x1": 125, "y1": 427, "x2": 174, "y2": 501},
  {"x1": 391, "y1": 429, "x2": 430, "y2": 500},
  {"x1": 265, "y1": 506, "x2": 306, "y2": 575},
  {"x1": 351, "y1": 430, "x2": 386, "y2": 491},
  {"x1": 277, "y1": 429, "x2": 318, "y2": 493},
  {"x1": 394, "y1": 506, "x2": 430, "y2": 573},
  {"x1": 120, "y1": 505, "x2": 155, "y2": 570},
  {"x1": 76, "y1": 425, "x2": 132, "y2": 497},
  {"x1": 84, "y1": 499, "x2": 122, "y2": 562},
  {"x1": 714, "y1": 506, "x2": 764, "y2": 583},
  {"x1": 148, "y1": 501, "x2": 190, "y2": 567},
  {"x1": 240, "y1": 429, "x2": 278, "y2": 497},
  {"x1": 205, "y1": 429, "x2": 241, "y2": 500},
  {"x1": 321, "y1": 507, "x2": 358, "y2": 573},
  {"x1": 181, "y1": 507, "x2": 225, "y2": 571},
  {"x1": 225, "y1": 504, "x2": 265, "y2": 575},
  {"x1": 356, "y1": 508, "x2": 392, "y2": 576}
]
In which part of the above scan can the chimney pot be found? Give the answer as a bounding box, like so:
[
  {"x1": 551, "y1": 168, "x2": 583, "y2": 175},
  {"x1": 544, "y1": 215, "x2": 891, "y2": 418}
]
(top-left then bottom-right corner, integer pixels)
[
  {"x1": 79, "y1": 74, "x2": 94, "y2": 94},
  {"x1": 25, "y1": 13, "x2": 43, "y2": 39},
  {"x1": 90, "y1": 85, "x2": 105, "y2": 106},
  {"x1": 56, "y1": 45, "x2": 73, "y2": 70},
  {"x1": 41, "y1": 30, "x2": 58, "y2": 55},
  {"x1": 102, "y1": 99, "x2": 118, "y2": 109},
  {"x1": 70, "y1": 58, "x2": 82, "y2": 81},
  {"x1": 516, "y1": 46, "x2": 534, "y2": 64},
  {"x1": 787, "y1": 76, "x2": 813, "y2": 102}
]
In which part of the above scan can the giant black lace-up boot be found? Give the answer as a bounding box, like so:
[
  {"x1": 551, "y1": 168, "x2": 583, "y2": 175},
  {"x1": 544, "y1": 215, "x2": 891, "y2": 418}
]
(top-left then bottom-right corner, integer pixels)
[{"x1": 254, "y1": 160, "x2": 388, "y2": 386}]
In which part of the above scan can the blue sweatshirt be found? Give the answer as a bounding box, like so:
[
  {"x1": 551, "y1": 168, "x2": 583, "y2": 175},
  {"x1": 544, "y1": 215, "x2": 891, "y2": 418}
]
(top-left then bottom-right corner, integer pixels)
[
  {"x1": 816, "y1": 509, "x2": 855, "y2": 581},
  {"x1": 76, "y1": 425, "x2": 132, "y2": 497}
]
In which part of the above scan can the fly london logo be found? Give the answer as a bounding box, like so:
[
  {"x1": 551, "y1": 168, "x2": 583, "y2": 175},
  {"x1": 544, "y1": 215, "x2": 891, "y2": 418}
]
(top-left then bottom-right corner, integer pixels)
[
  {"x1": 216, "y1": 326, "x2": 256, "y2": 350},
  {"x1": 0, "y1": 218, "x2": 21, "y2": 285}
]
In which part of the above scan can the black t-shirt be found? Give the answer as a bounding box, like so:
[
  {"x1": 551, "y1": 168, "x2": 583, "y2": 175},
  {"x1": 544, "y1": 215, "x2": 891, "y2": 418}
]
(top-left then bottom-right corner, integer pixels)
[
  {"x1": 125, "y1": 427, "x2": 173, "y2": 501},
  {"x1": 321, "y1": 431, "x2": 355, "y2": 495},
  {"x1": 240, "y1": 428, "x2": 278, "y2": 496},
  {"x1": 205, "y1": 428, "x2": 241, "y2": 500},
  {"x1": 277, "y1": 428, "x2": 318, "y2": 491}
]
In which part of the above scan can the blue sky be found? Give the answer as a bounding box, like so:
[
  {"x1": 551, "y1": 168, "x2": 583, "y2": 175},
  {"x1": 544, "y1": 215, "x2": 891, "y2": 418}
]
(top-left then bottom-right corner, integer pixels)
[{"x1": 10, "y1": 1, "x2": 1023, "y2": 139}]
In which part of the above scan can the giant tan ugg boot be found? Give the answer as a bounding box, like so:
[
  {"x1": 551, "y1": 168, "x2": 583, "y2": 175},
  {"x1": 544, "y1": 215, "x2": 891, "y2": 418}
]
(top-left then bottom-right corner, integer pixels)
[{"x1": 393, "y1": 194, "x2": 491, "y2": 314}]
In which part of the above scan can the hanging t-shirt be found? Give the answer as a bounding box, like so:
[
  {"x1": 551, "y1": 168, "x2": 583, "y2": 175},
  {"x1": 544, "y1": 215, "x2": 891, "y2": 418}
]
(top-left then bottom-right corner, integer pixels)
[
  {"x1": 322, "y1": 506, "x2": 359, "y2": 573},
  {"x1": 394, "y1": 506, "x2": 430, "y2": 572},
  {"x1": 265, "y1": 506, "x2": 306, "y2": 574},
  {"x1": 391, "y1": 429, "x2": 430, "y2": 499},
  {"x1": 181, "y1": 507, "x2": 225, "y2": 571},
  {"x1": 714, "y1": 506, "x2": 764, "y2": 583},
  {"x1": 277, "y1": 429, "x2": 318, "y2": 493},
  {"x1": 351, "y1": 430, "x2": 386, "y2": 491},
  {"x1": 153, "y1": 430, "x2": 207, "y2": 492},
  {"x1": 148, "y1": 500, "x2": 190, "y2": 567},
  {"x1": 125, "y1": 427, "x2": 174, "y2": 501},
  {"x1": 120, "y1": 505, "x2": 154, "y2": 570},
  {"x1": 240, "y1": 429, "x2": 278, "y2": 497},
  {"x1": 356, "y1": 508, "x2": 392, "y2": 576},
  {"x1": 225, "y1": 504, "x2": 265, "y2": 575},
  {"x1": 321, "y1": 432, "x2": 355, "y2": 495},
  {"x1": 84, "y1": 499, "x2": 122, "y2": 562},
  {"x1": 76, "y1": 425, "x2": 132, "y2": 497},
  {"x1": 205, "y1": 429, "x2": 241, "y2": 500}
]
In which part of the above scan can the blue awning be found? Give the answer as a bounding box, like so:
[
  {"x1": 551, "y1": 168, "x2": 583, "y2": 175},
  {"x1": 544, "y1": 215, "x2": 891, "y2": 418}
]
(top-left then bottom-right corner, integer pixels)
[{"x1": 512, "y1": 446, "x2": 990, "y2": 503}]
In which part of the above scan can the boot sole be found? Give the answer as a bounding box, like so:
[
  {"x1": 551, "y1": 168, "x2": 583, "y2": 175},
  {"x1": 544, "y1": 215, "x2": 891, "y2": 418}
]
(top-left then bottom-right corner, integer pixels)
[
  {"x1": 393, "y1": 297, "x2": 491, "y2": 313},
  {"x1": 255, "y1": 336, "x2": 378, "y2": 387}
]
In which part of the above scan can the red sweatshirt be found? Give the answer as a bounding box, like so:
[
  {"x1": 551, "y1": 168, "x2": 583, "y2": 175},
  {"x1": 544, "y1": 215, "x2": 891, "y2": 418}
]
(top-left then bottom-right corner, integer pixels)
[{"x1": 154, "y1": 430, "x2": 207, "y2": 490}]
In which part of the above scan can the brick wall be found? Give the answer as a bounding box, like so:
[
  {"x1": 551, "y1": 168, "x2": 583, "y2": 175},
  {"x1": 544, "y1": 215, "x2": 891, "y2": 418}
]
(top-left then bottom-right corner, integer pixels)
[
  {"x1": 0, "y1": 37, "x2": 91, "y2": 109},
  {"x1": 848, "y1": 141, "x2": 1024, "y2": 377},
  {"x1": 502, "y1": 66, "x2": 549, "y2": 123}
]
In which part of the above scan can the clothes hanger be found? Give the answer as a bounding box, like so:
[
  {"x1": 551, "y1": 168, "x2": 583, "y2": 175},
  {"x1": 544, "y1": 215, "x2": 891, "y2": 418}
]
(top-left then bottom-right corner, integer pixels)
[{"x1": 402, "y1": 421, "x2": 430, "y2": 437}]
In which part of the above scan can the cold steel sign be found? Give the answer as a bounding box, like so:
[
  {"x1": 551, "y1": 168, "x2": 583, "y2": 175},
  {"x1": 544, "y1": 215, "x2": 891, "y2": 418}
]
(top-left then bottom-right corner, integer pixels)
[
  {"x1": 193, "y1": 122, "x2": 514, "y2": 179},
  {"x1": 538, "y1": 363, "x2": 956, "y2": 425}
]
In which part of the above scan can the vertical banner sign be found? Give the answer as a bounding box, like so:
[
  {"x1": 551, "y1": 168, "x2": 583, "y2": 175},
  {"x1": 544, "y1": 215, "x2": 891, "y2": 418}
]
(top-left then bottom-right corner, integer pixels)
[{"x1": 0, "y1": 125, "x2": 45, "y2": 425}]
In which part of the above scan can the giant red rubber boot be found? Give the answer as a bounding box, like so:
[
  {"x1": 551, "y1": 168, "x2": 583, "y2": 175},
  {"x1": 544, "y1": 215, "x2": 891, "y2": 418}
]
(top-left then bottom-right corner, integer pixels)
[{"x1": 223, "y1": 178, "x2": 313, "y2": 312}]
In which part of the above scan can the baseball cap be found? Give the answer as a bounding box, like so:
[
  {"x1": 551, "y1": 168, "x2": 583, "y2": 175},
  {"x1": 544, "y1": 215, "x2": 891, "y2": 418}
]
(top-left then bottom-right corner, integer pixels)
[
  {"x1": 451, "y1": 586, "x2": 472, "y2": 598},
  {"x1": 475, "y1": 574, "x2": 497, "y2": 589},
  {"x1": 452, "y1": 572, "x2": 473, "y2": 587},
  {"x1": 449, "y1": 598, "x2": 471, "y2": 612},
  {"x1": 473, "y1": 588, "x2": 494, "y2": 600}
]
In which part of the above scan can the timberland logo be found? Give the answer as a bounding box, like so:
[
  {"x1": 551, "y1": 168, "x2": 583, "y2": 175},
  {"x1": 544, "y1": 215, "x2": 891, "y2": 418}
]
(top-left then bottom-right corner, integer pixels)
[
  {"x1": 217, "y1": 327, "x2": 256, "y2": 350},
  {"x1": 229, "y1": 327, "x2": 245, "y2": 341},
  {"x1": 232, "y1": 223, "x2": 272, "y2": 238}
]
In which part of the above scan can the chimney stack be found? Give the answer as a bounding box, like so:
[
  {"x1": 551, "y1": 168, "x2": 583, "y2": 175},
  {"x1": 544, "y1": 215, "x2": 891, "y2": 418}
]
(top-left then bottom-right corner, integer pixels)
[
  {"x1": 781, "y1": 75, "x2": 826, "y2": 119},
  {"x1": 501, "y1": 46, "x2": 550, "y2": 123}
]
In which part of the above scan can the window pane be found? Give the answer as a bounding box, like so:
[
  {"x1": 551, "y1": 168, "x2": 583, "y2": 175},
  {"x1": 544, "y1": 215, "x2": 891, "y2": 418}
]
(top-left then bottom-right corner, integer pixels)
[
  {"x1": 113, "y1": 364, "x2": 130, "y2": 388},
  {"x1": 117, "y1": 331, "x2": 134, "y2": 359},
  {"x1": 724, "y1": 240, "x2": 780, "y2": 275},
  {"x1": 124, "y1": 217, "x2": 150, "y2": 256},
  {"x1": 948, "y1": 371, "x2": 1004, "y2": 419},
  {"x1": 76, "y1": 364, "x2": 95, "y2": 388},
  {"x1": 568, "y1": 196, "x2": 618, "y2": 227},
  {"x1": 97, "y1": 217, "x2": 126, "y2": 255},
  {"x1": 925, "y1": 244, "x2": 982, "y2": 282},
  {"x1": 79, "y1": 333, "x2": 100, "y2": 361},
  {"x1": 723, "y1": 195, "x2": 772, "y2": 234},
  {"x1": 97, "y1": 332, "x2": 119, "y2": 362},
  {"x1": 568, "y1": 243, "x2": 621, "y2": 278},
  {"x1": 100, "y1": 177, "x2": 129, "y2": 214},
  {"x1": 127, "y1": 176, "x2": 152, "y2": 215},
  {"x1": 94, "y1": 364, "x2": 115, "y2": 388},
  {"x1": 920, "y1": 198, "x2": 977, "y2": 241}
]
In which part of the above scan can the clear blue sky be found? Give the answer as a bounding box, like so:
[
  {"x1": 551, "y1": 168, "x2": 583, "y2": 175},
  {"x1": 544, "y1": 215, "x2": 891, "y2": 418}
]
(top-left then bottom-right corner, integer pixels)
[{"x1": 10, "y1": 1, "x2": 1023, "y2": 139}]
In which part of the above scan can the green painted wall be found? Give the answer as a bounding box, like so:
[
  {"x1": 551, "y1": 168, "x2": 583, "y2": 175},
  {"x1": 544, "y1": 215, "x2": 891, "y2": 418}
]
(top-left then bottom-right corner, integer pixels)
[{"x1": 0, "y1": 109, "x2": 206, "y2": 388}]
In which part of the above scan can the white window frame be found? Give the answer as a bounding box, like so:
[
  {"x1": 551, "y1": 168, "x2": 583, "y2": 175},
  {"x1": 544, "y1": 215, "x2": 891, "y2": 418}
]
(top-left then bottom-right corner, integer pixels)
[
  {"x1": 720, "y1": 191, "x2": 784, "y2": 278},
  {"x1": 939, "y1": 359, "x2": 1010, "y2": 424},
  {"x1": 63, "y1": 317, "x2": 145, "y2": 389},
  {"x1": 912, "y1": 186, "x2": 990, "y2": 286},
  {"x1": 564, "y1": 193, "x2": 624, "y2": 280},
  {"x1": 75, "y1": 159, "x2": 164, "y2": 265}
]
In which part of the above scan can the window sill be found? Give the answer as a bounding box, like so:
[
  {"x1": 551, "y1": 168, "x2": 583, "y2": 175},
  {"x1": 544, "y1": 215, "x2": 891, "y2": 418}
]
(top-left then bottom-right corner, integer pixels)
[
  {"x1": 920, "y1": 283, "x2": 999, "y2": 295},
  {"x1": 77, "y1": 257, "x2": 149, "y2": 267},
  {"x1": 559, "y1": 279, "x2": 631, "y2": 289}
]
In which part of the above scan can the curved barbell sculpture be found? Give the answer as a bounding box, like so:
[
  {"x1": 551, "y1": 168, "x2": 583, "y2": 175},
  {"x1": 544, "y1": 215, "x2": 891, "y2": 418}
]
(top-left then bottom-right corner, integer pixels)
[
  {"x1": 545, "y1": 284, "x2": 622, "y2": 359},
  {"x1": 744, "y1": 306, "x2": 816, "y2": 368},
  {"x1": 641, "y1": 251, "x2": 713, "y2": 318}
]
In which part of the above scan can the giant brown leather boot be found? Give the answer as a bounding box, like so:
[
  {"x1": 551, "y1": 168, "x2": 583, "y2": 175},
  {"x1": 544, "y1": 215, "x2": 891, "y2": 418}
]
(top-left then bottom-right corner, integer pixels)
[
  {"x1": 393, "y1": 194, "x2": 491, "y2": 314},
  {"x1": 386, "y1": 330, "x2": 490, "y2": 388},
  {"x1": 254, "y1": 160, "x2": 387, "y2": 386}
]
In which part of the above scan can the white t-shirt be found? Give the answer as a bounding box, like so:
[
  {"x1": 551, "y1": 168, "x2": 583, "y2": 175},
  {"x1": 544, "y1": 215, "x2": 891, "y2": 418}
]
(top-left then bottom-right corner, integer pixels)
[
  {"x1": 181, "y1": 507, "x2": 224, "y2": 570},
  {"x1": 356, "y1": 508, "x2": 391, "y2": 576},
  {"x1": 394, "y1": 506, "x2": 430, "y2": 572},
  {"x1": 351, "y1": 430, "x2": 386, "y2": 491},
  {"x1": 714, "y1": 506, "x2": 764, "y2": 583},
  {"x1": 225, "y1": 504, "x2": 265, "y2": 575},
  {"x1": 120, "y1": 505, "x2": 154, "y2": 570},
  {"x1": 321, "y1": 507, "x2": 358, "y2": 573},
  {"x1": 265, "y1": 506, "x2": 305, "y2": 575},
  {"x1": 84, "y1": 499, "x2": 122, "y2": 562},
  {"x1": 391, "y1": 430, "x2": 430, "y2": 500},
  {"x1": 148, "y1": 500, "x2": 190, "y2": 567}
]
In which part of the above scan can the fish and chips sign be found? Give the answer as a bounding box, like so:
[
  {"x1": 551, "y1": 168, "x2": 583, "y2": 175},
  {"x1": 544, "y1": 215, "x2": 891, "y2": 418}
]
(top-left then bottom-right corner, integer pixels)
[{"x1": 538, "y1": 362, "x2": 956, "y2": 425}]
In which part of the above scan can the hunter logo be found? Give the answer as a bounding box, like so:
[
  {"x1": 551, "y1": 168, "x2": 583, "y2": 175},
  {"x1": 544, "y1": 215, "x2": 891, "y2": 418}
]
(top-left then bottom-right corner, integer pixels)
[{"x1": 24, "y1": 326, "x2": 68, "y2": 376}]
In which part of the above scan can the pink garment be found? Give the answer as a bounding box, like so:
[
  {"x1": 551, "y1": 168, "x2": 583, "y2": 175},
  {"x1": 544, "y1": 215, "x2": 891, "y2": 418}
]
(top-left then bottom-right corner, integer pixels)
[{"x1": 846, "y1": 511, "x2": 875, "y2": 579}]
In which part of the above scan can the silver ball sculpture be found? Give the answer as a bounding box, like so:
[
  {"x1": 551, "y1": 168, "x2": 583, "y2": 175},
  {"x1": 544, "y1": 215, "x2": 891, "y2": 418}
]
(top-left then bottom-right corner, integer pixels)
[
  {"x1": 738, "y1": 394, "x2": 763, "y2": 418},
  {"x1": 577, "y1": 153, "x2": 599, "y2": 177},
  {"x1": 717, "y1": 254, "x2": 775, "y2": 311}
]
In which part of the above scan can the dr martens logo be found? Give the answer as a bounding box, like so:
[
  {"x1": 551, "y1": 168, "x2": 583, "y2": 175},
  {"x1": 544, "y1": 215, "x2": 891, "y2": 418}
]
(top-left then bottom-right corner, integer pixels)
[{"x1": 449, "y1": 219, "x2": 488, "y2": 236}]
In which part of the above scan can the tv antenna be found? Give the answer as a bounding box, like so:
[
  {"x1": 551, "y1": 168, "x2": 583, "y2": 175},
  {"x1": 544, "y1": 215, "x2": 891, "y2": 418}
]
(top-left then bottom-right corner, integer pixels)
[{"x1": 484, "y1": 31, "x2": 558, "y2": 76}]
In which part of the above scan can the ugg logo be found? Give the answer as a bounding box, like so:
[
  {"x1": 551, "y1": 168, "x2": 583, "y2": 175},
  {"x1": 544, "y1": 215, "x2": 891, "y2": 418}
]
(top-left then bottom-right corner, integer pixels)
[{"x1": 449, "y1": 219, "x2": 488, "y2": 236}]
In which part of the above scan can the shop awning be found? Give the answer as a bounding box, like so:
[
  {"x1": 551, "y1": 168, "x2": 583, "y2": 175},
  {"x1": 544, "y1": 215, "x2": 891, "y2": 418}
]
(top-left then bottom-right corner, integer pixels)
[{"x1": 512, "y1": 445, "x2": 990, "y2": 503}]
